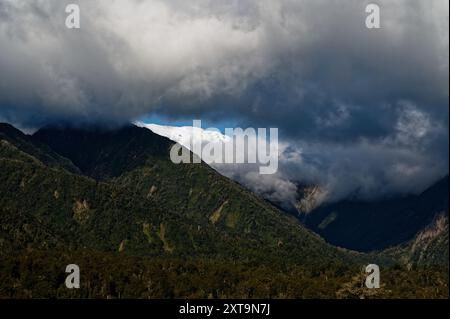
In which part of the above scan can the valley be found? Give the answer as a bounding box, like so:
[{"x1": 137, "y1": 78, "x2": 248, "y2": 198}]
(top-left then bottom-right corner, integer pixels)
[{"x1": 0, "y1": 122, "x2": 448, "y2": 299}]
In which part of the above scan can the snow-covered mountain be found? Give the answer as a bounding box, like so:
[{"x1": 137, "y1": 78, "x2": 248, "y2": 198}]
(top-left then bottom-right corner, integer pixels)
[
  {"x1": 136, "y1": 122, "x2": 230, "y2": 153},
  {"x1": 136, "y1": 121, "x2": 307, "y2": 209}
]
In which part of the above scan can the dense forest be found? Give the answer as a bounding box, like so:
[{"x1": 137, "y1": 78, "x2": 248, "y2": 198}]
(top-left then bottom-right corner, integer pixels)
[{"x1": 0, "y1": 123, "x2": 448, "y2": 299}]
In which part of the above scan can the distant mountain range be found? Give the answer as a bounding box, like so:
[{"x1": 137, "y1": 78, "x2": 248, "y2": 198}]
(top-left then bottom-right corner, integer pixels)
[{"x1": 0, "y1": 122, "x2": 448, "y2": 298}]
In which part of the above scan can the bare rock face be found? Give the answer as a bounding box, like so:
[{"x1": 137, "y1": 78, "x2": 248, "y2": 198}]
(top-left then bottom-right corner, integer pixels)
[
  {"x1": 73, "y1": 199, "x2": 91, "y2": 224},
  {"x1": 407, "y1": 213, "x2": 449, "y2": 269},
  {"x1": 295, "y1": 185, "x2": 327, "y2": 214}
]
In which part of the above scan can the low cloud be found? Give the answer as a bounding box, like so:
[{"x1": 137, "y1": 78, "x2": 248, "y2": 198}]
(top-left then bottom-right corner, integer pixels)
[{"x1": 0, "y1": 0, "x2": 448, "y2": 201}]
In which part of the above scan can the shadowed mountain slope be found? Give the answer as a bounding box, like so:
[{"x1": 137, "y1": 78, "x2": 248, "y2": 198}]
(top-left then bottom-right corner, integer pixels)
[
  {"x1": 1, "y1": 123, "x2": 448, "y2": 298},
  {"x1": 303, "y1": 176, "x2": 449, "y2": 252},
  {"x1": 1, "y1": 123, "x2": 358, "y2": 266}
]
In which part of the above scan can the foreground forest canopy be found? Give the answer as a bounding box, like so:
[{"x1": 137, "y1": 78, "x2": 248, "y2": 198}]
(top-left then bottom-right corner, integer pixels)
[
  {"x1": 0, "y1": 123, "x2": 448, "y2": 299},
  {"x1": 1, "y1": 250, "x2": 447, "y2": 299}
]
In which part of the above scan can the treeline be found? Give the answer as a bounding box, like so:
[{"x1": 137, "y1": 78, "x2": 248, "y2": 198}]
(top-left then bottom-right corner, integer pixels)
[{"x1": 0, "y1": 249, "x2": 447, "y2": 299}]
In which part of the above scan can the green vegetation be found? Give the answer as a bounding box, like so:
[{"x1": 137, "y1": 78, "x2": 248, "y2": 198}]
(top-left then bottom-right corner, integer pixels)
[
  {"x1": 304, "y1": 175, "x2": 449, "y2": 252},
  {"x1": 0, "y1": 123, "x2": 448, "y2": 299},
  {"x1": 382, "y1": 213, "x2": 449, "y2": 270},
  {"x1": 0, "y1": 248, "x2": 446, "y2": 299}
]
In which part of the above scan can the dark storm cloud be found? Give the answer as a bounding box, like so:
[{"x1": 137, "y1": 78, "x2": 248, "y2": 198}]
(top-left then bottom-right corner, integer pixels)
[
  {"x1": 0, "y1": 0, "x2": 448, "y2": 201},
  {"x1": 155, "y1": 0, "x2": 449, "y2": 143}
]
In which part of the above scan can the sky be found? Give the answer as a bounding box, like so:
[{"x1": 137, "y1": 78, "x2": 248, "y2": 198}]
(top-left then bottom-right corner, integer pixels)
[{"x1": 0, "y1": 0, "x2": 448, "y2": 203}]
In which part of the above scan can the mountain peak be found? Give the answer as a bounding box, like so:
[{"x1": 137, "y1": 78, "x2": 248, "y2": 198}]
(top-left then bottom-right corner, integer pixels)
[
  {"x1": 32, "y1": 123, "x2": 175, "y2": 180},
  {"x1": 0, "y1": 122, "x2": 26, "y2": 138}
]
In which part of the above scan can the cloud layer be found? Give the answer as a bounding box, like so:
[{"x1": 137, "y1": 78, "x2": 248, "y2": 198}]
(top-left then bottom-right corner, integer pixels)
[{"x1": 0, "y1": 0, "x2": 448, "y2": 201}]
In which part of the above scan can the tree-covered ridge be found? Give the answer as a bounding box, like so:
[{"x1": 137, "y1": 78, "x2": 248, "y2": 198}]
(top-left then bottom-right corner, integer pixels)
[
  {"x1": 4, "y1": 124, "x2": 365, "y2": 264},
  {"x1": 382, "y1": 213, "x2": 449, "y2": 270},
  {"x1": 0, "y1": 123, "x2": 79, "y2": 173},
  {"x1": 0, "y1": 123, "x2": 448, "y2": 299}
]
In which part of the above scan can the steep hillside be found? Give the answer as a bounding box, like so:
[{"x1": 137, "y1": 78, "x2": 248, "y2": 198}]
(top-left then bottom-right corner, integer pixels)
[
  {"x1": 1, "y1": 123, "x2": 448, "y2": 298},
  {"x1": 303, "y1": 176, "x2": 449, "y2": 252},
  {"x1": 2, "y1": 124, "x2": 356, "y2": 265},
  {"x1": 0, "y1": 123, "x2": 79, "y2": 173},
  {"x1": 382, "y1": 213, "x2": 449, "y2": 270},
  {"x1": 32, "y1": 125, "x2": 170, "y2": 180}
]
